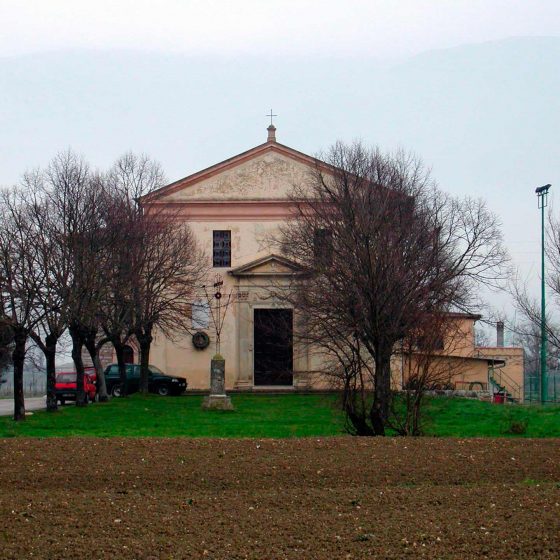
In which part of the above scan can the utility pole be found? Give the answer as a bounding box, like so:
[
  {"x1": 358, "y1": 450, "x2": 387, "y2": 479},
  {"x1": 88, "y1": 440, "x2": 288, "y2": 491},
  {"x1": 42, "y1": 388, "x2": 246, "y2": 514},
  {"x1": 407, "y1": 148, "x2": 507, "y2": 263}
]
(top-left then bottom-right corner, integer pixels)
[{"x1": 536, "y1": 184, "x2": 551, "y2": 404}]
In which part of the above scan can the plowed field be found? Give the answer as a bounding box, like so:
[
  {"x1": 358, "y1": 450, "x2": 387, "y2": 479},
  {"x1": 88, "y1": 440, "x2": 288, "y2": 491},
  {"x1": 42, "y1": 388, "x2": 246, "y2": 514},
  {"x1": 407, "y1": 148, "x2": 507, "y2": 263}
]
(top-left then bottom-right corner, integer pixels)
[{"x1": 1, "y1": 438, "x2": 559, "y2": 559}]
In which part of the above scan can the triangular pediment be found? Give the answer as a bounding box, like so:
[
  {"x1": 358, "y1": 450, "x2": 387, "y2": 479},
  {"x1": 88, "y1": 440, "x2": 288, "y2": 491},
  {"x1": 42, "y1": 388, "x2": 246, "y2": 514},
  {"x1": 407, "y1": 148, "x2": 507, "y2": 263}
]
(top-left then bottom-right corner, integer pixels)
[
  {"x1": 229, "y1": 254, "x2": 306, "y2": 277},
  {"x1": 141, "y1": 141, "x2": 334, "y2": 203}
]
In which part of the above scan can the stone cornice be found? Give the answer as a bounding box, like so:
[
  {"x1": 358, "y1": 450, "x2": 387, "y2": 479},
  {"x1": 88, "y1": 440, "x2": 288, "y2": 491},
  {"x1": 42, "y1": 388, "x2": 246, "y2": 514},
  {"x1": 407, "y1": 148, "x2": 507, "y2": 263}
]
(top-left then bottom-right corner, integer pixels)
[{"x1": 146, "y1": 200, "x2": 300, "y2": 221}]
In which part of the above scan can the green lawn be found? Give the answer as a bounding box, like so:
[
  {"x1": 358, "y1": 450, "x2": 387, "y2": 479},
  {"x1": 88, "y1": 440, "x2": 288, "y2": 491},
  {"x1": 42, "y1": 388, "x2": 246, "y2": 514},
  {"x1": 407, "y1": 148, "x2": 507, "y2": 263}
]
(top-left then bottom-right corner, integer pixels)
[
  {"x1": 0, "y1": 393, "x2": 559, "y2": 438},
  {"x1": 0, "y1": 394, "x2": 345, "y2": 438},
  {"x1": 421, "y1": 396, "x2": 560, "y2": 437}
]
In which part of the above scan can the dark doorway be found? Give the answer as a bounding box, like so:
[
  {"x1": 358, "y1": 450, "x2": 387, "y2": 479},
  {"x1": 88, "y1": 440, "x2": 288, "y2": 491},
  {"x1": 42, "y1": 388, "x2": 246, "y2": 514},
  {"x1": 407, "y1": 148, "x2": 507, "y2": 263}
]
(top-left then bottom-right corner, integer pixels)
[
  {"x1": 254, "y1": 309, "x2": 293, "y2": 386},
  {"x1": 123, "y1": 345, "x2": 134, "y2": 364}
]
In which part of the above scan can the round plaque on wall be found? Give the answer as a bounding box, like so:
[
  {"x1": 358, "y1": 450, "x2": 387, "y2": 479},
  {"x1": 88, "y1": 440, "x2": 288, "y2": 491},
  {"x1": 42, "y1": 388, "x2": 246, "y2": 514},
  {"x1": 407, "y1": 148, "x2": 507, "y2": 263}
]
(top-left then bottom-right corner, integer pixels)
[{"x1": 192, "y1": 331, "x2": 210, "y2": 350}]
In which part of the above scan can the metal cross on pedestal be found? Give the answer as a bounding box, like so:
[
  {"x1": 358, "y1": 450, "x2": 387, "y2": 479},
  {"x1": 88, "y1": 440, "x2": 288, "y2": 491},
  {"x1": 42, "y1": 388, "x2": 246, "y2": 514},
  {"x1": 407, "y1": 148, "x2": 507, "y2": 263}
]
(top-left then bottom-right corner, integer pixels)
[
  {"x1": 201, "y1": 273, "x2": 235, "y2": 410},
  {"x1": 203, "y1": 273, "x2": 234, "y2": 355}
]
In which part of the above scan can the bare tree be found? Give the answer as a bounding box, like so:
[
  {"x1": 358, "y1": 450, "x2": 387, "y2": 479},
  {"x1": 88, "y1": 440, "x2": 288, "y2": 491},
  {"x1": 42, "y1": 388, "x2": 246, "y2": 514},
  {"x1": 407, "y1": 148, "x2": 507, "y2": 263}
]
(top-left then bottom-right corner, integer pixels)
[
  {"x1": 510, "y1": 276, "x2": 560, "y2": 375},
  {"x1": 277, "y1": 142, "x2": 508, "y2": 435},
  {"x1": 474, "y1": 325, "x2": 492, "y2": 347},
  {"x1": 103, "y1": 152, "x2": 207, "y2": 394},
  {"x1": 2, "y1": 149, "x2": 192, "y2": 411},
  {"x1": 0, "y1": 188, "x2": 45, "y2": 420},
  {"x1": 2, "y1": 155, "x2": 113, "y2": 408},
  {"x1": 106, "y1": 152, "x2": 166, "y2": 203},
  {"x1": 0, "y1": 317, "x2": 12, "y2": 372},
  {"x1": 96, "y1": 192, "x2": 136, "y2": 397},
  {"x1": 511, "y1": 207, "x2": 560, "y2": 356},
  {"x1": 82, "y1": 329, "x2": 111, "y2": 401},
  {"x1": 15, "y1": 170, "x2": 71, "y2": 412},
  {"x1": 513, "y1": 210, "x2": 560, "y2": 366},
  {"x1": 44, "y1": 152, "x2": 111, "y2": 406},
  {"x1": 99, "y1": 153, "x2": 167, "y2": 396},
  {"x1": 391, "y1": 313, "x2": 468, "y2": 435},
  {"x1": 510, "y1": 319, "x2": 557, "y2": 372},
  {"x1": 132, "y1": 214, "x2": 207, "y2": 393}
]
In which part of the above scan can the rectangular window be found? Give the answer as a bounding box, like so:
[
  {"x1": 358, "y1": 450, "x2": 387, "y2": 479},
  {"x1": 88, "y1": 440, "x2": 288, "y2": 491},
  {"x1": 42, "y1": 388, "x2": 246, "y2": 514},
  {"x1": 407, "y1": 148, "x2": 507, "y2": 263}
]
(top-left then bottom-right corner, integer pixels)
[
  {"x1": 313, "y1": 228, "x2": 333, "y2": 267},
  {"x1": 416, "y1": 333, "x2": 445, "y2": 352},
  {"x1": 213, "y1": 230, "x2": 231, "y2": 267}
]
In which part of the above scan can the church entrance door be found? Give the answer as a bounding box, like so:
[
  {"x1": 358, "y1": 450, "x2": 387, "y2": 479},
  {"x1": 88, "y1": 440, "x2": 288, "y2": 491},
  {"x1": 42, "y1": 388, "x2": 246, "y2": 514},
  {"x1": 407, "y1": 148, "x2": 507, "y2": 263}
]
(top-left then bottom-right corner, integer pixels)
[{"x1": 253, "y1": 309, "x2": 293, "y2": 386}]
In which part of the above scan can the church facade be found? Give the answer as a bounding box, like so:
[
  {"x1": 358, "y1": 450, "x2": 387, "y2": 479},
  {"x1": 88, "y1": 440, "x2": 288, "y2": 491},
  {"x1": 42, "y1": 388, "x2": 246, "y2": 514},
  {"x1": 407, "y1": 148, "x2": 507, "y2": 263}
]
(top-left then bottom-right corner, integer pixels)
[{"x1": 142, "y1": 125, "x2": 324, "y2": 390}]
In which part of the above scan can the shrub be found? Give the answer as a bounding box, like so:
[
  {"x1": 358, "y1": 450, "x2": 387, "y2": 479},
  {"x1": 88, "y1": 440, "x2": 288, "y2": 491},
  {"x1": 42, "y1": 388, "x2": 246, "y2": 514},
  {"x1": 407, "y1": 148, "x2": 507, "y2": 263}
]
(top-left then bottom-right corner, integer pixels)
[{"x1": 502, "y1": 412, "x2": 529, "y2": 435}]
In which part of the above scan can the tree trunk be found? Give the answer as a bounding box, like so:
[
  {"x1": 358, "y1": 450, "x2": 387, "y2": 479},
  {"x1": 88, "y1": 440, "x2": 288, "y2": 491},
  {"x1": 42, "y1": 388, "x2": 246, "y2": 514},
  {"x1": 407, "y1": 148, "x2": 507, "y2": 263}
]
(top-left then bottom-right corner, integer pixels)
[
  {"x1": 137, "y1": 328, "x2": 153, "y2": 394},
  {"x1": 84, "y1": 333, "x2": 108, "y2": 402},
  {"x1": 45, "y1": 334, "x2": 58, "y2": 412},
  {"x1": 69, "y1": 324, "x2": 87, "y2": 407},
  {"x1": 113, "y1": 340, "x2": 128, "y2": 397},
  {"x1": 370, "y1": 349, "x2": 392, "y2": 436},
  {"x1": 12, "y1": 330, "x2": 27, "y2": 421},
  {"x1": 411, "y1": 392, "x2": 423, "y2": 436},
  {"x1": 340, "y1": 358, "x2": 377, "y2": 436}
]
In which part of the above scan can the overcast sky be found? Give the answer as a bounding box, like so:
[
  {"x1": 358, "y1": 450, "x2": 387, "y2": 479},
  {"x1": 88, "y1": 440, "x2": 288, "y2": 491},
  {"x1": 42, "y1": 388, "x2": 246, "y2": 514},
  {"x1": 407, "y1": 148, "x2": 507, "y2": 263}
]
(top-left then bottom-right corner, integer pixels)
[{"x1": 1, "y1": 0, "x2": 559, "y2": 59}]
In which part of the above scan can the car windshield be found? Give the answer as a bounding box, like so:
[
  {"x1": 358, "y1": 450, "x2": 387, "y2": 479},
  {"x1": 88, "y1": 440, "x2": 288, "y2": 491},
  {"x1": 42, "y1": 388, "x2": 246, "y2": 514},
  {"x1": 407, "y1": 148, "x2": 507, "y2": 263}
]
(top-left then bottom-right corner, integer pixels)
[
  {"x1": 57, "y1": 373, "x2": 76, "y2": 383},
  {"x1": 148, "y1": 366, "x2": 164, "y2": 375}
]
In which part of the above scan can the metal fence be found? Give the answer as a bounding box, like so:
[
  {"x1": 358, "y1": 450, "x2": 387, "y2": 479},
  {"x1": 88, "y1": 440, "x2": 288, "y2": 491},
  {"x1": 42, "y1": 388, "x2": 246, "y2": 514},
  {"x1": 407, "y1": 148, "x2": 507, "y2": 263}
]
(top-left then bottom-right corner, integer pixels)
[
  {"x1": 524, "y1": 370, "x2": 560, "y2": 403},
  {"x1": 0, "y1": 368, "x2": 47, "y2": 397}
]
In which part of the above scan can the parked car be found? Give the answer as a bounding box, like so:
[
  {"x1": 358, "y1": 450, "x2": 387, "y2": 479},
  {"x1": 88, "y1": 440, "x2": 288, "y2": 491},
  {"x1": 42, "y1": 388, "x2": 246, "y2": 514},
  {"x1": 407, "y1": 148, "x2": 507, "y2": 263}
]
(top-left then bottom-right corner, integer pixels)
[
  {"x1": 103, "y1": 364, "x2": 187, "y2": 397},
  {"x1": 55, "y1": 368, "x2": 97, "y2": 405}
]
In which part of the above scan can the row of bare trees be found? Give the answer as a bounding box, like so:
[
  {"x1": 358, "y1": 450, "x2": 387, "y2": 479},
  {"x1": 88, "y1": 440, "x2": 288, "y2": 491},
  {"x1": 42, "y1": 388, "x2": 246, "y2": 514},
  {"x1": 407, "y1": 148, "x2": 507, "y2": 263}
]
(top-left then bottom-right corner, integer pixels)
[
  {"x1": 277, "y1": 142, "x2": 509, "y2": 435},
  {"x1": 0, "y1": 151, "x2": 206, "y2": 420}
]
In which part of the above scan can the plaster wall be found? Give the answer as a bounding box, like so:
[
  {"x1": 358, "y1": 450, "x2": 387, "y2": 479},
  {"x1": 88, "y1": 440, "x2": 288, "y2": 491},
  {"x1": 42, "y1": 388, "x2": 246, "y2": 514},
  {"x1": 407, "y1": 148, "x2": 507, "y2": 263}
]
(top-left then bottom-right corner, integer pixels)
[{"x1": 444, "y1": 318, "x2": 477, "y2": 357}]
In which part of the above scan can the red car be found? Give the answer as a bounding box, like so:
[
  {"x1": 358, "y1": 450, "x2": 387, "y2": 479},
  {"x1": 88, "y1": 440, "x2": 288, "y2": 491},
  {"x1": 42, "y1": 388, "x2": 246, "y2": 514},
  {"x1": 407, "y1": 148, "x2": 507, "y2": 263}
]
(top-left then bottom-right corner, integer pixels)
[{"x1": 55, "y1": 368, "x2": 97, "y2": 405}]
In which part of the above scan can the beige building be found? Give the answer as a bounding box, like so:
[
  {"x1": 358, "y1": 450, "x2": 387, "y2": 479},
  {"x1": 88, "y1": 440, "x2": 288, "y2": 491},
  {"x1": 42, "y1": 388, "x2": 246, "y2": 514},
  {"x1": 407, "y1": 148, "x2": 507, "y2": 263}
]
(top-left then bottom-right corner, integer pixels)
[
  {"x1": 134, "y1": 126, "x2": 523, "y2": 399},
  {"x1": 399, "y1": 315, "x2": 524, "y2": 401}
]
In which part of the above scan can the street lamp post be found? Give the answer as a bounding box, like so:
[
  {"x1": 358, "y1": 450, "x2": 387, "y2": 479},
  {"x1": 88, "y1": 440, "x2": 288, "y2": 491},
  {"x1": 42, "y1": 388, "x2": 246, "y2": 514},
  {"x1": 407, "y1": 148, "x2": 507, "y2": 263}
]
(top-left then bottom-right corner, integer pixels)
[{"x1": 536, "y1": 184, "x2": 552, "y2": 404}]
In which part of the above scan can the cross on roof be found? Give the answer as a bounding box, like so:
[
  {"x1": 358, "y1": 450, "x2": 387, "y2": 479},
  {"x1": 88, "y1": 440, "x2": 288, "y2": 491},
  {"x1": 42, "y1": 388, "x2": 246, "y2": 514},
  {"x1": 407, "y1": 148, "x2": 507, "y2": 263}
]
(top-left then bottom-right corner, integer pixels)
[{"x1": 266, "y1": 109, "x2": 277, "y2": 126}]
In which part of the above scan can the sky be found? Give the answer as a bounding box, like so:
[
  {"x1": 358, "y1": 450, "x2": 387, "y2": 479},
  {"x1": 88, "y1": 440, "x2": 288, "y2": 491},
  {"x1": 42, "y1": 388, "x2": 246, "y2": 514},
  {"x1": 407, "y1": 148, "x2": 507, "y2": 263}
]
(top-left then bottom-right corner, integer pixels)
[
  {"x1": 1, "y1": 0, "x2": 559, "y2": 59},
  {"x1": 1, "y1": 0, "x2": 559, "y2": 339}
]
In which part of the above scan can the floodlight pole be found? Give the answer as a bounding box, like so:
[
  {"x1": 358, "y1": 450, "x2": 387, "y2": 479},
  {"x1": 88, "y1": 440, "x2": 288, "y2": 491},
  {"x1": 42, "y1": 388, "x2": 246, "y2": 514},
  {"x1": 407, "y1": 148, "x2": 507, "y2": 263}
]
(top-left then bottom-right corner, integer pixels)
[{"x1": 536, "y1": 184, "x2": 551, "y2": 404}]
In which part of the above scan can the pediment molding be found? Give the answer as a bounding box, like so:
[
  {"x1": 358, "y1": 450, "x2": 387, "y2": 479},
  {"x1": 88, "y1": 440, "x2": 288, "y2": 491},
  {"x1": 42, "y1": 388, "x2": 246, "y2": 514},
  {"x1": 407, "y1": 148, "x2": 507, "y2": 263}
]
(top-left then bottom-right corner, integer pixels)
[
  {"x1": 229, "y1": 254, "x2": 306, "y2": 277},
  {"x1": 140, "y1": 142, "x2": 334, "y2": 203}
]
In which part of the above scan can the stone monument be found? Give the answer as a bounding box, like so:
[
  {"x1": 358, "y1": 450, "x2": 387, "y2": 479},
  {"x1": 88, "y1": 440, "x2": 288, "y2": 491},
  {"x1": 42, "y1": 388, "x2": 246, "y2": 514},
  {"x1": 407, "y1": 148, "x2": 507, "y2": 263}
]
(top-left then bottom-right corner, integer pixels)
[{"x1": 202, "y1": 354, "x2": 234, "y2": 410}]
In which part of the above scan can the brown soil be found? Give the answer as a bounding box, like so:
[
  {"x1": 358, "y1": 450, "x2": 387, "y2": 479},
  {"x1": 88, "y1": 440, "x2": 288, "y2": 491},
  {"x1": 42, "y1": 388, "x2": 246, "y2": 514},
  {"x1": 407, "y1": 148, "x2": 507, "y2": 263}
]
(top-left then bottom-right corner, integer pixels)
[{"x1": 1, "y1": 438, "x2": 559, "y2": 559}]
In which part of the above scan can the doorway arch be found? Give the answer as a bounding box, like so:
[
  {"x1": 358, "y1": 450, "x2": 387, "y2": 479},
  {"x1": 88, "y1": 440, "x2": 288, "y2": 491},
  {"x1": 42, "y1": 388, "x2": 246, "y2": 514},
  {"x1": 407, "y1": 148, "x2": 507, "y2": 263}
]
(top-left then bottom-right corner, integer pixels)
[{"x1": 123, "y1": 345, "x2": 134, "y2": 364}]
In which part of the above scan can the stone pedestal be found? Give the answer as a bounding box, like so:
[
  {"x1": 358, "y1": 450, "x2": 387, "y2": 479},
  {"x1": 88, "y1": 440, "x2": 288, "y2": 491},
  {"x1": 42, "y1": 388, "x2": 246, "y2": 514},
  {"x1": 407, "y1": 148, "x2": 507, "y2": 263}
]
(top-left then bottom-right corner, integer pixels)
[
  {"x1": 202, "y1": 356, "x2": 234, "y2": 410},
  {"x1": 202, "y1": 394, "x2": 234, "y2": 410}
]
